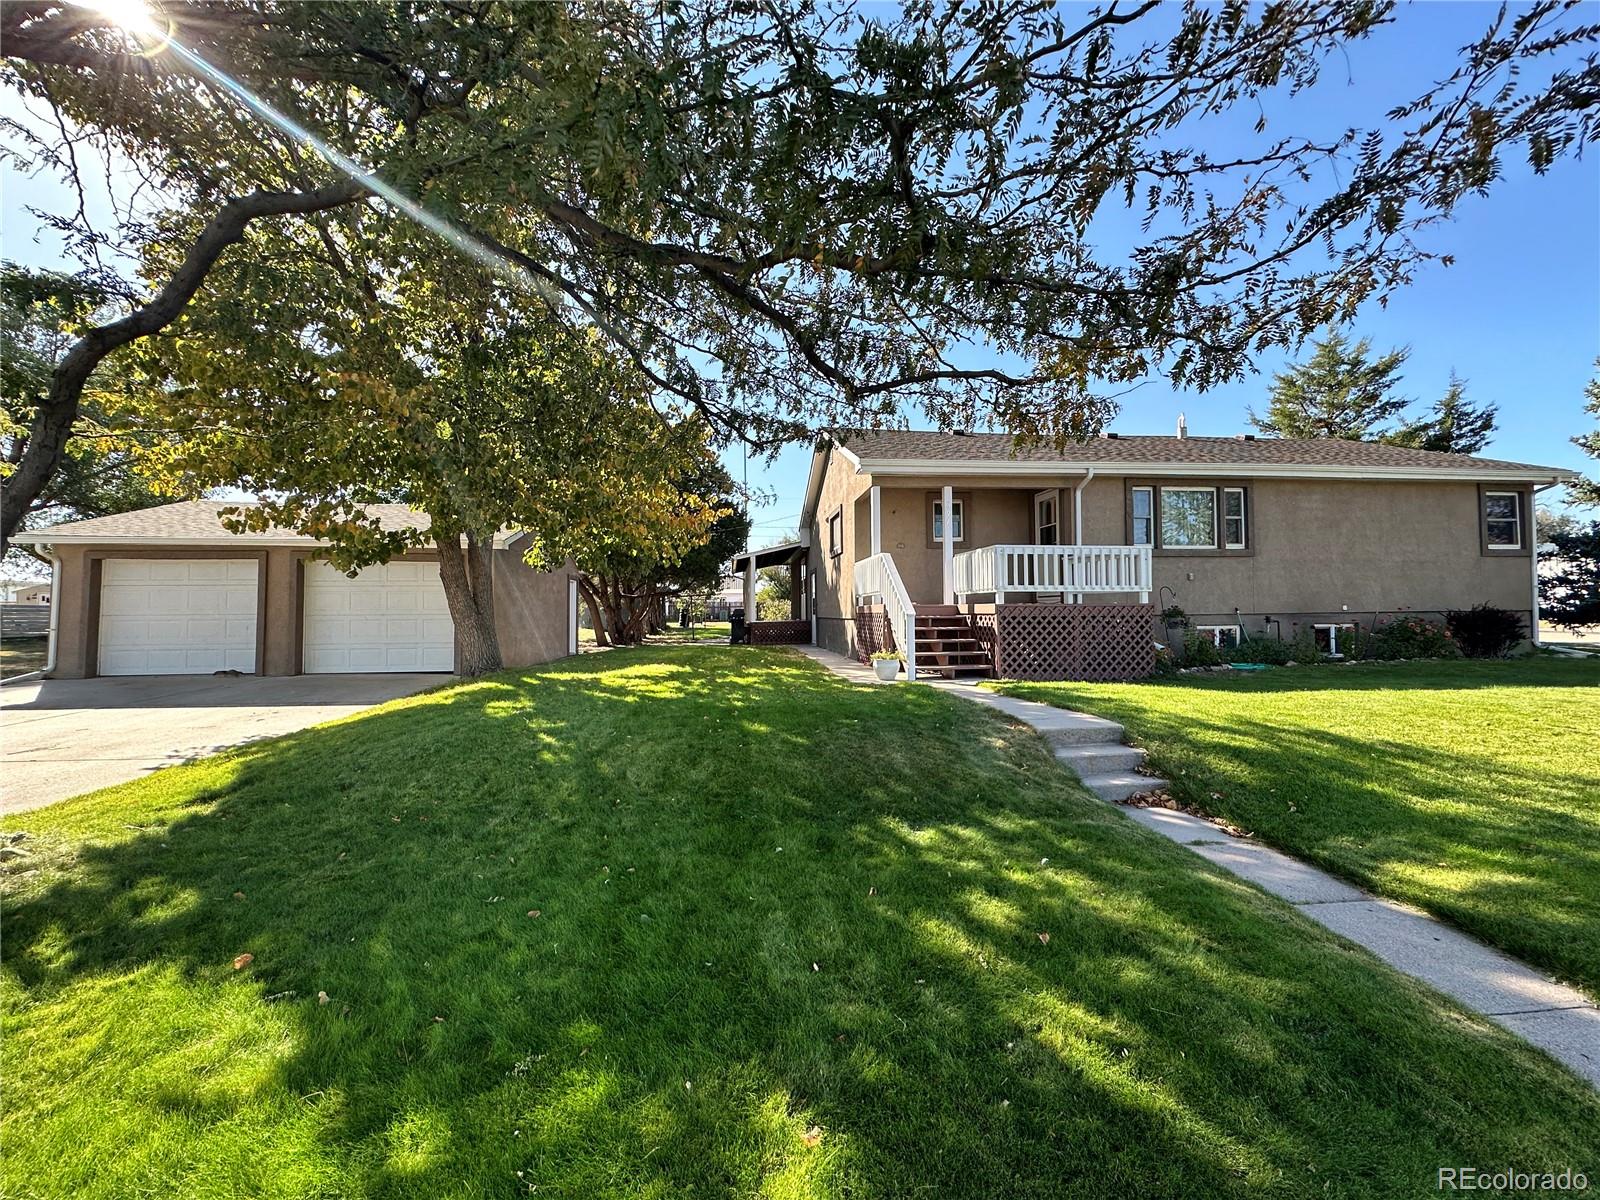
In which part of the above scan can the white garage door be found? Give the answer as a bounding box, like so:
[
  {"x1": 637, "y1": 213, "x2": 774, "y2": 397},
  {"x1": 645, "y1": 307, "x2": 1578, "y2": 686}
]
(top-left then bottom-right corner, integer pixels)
[
  {"x1": 302, "y1": 560, "x2": 454, "y2": 673},
  {"x1": 98, "y1": 559, "x2": 259, "y2": 676}
]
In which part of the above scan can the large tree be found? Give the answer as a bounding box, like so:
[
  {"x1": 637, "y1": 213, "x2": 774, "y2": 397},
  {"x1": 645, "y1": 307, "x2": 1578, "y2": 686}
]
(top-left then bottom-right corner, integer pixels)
[
  {"x1": 1, "y1": 264, "x2": 180, "y2": 565},
  {"x1": 578, "y1": 460, "x2": 749, "y2": 646},
  {"x1": 1570, "y1": 360, "x2": 1600, "y2": 507},
  {"x1": 1384, "y1": 372, "x2": 1499, "y2": 454},
  {"x1": 1249, "y1": 331, "x2": 1411, "y2": 441},
  {"x1": 1540, "y1": 521, "x2": 1600, "y2": 632},
  {"x1": 130, "y1": 223, "x2": 727, "y2": 675},
  {"x1": 5, "y1": 0, "x2": 1598, "y2": 550}
]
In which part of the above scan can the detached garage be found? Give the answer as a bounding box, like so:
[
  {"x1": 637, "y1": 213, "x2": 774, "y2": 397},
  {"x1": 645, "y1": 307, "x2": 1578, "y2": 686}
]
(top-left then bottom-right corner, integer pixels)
[{"x1": 12, "y1": 501, "x2": 576, "y2": 679}]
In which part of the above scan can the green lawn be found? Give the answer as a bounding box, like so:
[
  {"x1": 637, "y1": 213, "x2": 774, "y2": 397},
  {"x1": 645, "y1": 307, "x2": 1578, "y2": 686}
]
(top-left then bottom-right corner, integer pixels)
[
  {"x1": 991, "y1": 659, "x2": 1600, "y2": 996},
  {"x1": 1, "y1": 634, "x2": 49, "y2": 678},
  {"x1": 4, "y1": 648, "x2": 1597, "y2": 1198}
]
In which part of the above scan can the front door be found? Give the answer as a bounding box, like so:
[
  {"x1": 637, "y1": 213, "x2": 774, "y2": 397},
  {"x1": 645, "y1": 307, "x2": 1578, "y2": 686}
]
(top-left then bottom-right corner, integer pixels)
[{"x1": 1034, "y1": 490, "x2": 1059, "y2": 546}]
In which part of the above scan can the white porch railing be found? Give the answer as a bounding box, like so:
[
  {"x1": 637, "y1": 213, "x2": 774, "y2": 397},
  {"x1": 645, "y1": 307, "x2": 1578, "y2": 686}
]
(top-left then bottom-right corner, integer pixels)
[
  {"x1": 953, "y1": 544, "x2": 1152, "y2": 603},
  {"x1": 853, "y1": 552, "x2": 918, "y2": 680}
]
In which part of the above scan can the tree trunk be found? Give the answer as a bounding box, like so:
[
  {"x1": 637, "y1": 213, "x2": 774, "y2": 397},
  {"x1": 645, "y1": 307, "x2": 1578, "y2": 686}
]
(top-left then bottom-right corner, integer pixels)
[
  {"x1": 0, "y1": 180, "x2": 363, "y2": 552},
  {"x1": 435, "y1": 530, "x2": 504, "y2": 677},
  {"x1": 577, "y1": 576, "x2": 610, "y2": 646}
]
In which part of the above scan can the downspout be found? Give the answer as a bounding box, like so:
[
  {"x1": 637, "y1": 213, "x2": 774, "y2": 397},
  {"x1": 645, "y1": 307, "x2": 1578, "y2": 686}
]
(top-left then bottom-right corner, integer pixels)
[
  {"x1": 1530, "y1": 482, "x2": 1559, "y2": 647},
  {"x1": 1070, "y1": 468, "x2": 1095, "y2": 603},
  {"x1": 3, "y1": 551, "x2": 60, "y2": 686},
  {"x1": 1070, "y1": 468, "x2": 1095, "y2": 545}
]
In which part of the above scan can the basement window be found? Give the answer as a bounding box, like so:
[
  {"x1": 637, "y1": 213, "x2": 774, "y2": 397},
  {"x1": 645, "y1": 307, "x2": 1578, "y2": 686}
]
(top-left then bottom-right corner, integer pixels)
[
  {"x1": 1195, "y1": 625, "x2": 1241, "y2": 650},
  {"x1": 1313, "y1": 623, "x2": 1358, "y2": 658}
]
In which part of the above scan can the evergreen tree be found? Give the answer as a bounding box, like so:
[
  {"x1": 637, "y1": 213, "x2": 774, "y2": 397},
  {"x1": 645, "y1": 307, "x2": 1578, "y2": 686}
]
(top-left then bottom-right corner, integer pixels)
[
  {"x1": 1385, "y1": 373, "x2": 1498, "y2": 454},
  {"x1": 1569, "y1": 362, "x2": 1600, "y2": 508},
  {"x1": 1249, "y1": 333, "x2": 1411, "y2": 441}
]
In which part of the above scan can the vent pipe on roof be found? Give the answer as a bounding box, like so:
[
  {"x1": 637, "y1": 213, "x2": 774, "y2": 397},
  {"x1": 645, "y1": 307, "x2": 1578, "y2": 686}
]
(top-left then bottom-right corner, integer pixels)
[{"x1": 1176, "y1": 412, "x2": 1188, "y2": 440}]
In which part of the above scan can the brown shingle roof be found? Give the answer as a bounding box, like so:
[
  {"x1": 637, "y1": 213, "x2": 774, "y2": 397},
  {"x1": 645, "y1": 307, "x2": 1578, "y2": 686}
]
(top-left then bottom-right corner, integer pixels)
[
  {"x1": 836, "y1": 431, "x2": 1570, "y2": 476},
  {"x1": 9, "y1": 500, "x2": 431, "y2": 544}
]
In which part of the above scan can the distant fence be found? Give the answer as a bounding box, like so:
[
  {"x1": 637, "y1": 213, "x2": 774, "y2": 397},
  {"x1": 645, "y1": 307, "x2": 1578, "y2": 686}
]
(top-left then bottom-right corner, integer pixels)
[
  {"x1": 1, "y1": 605, "x2": 49, "y2": 639},
  {"x1": 747, "y1": 620, "x2": 811, "y2": 645}
]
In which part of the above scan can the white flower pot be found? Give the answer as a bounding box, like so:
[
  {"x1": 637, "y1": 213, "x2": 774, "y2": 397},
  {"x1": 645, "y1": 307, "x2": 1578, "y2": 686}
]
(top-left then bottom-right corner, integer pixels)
[{"x1": 873, "y1": 658, "x2": 901, "y2": 681}]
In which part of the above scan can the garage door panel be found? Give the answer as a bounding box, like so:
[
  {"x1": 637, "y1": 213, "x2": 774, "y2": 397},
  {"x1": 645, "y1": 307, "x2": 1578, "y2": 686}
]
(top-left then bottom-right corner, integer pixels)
[
  {"x1": 302, "y1": 562, "x2": 453, "y2": 674},
  {"x1": 98, "y1": 559, "x2": 258, "y2": 676}
]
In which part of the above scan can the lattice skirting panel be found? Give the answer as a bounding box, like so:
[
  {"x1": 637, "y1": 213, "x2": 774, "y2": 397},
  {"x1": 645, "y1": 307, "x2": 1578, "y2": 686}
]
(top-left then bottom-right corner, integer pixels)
[
  {"x1": 854, "y1": 606, "x2": 895, "y2": 662},
  {"x1": 748, "y1": 620, "x2": 812, "y2": 645},
  {"x1": 993, "y1": 603, "x2": 1155, "y2": 681}
]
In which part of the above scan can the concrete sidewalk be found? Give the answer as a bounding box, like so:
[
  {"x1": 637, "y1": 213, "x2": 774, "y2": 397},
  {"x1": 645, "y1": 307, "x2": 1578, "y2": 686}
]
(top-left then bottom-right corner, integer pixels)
[
  {"x1": 2, "y1": 673, "x2": 447, "y2": 814},
  {"x1": 792, "y1": 643, "x2": 1600, "y2": 1090}
]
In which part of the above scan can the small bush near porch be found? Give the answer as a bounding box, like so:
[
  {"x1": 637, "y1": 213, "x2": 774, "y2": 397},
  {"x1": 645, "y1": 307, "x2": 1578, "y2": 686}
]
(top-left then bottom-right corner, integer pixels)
[
  {"x1": 991, "y1": 659, "x2": 1600, "y2": 996},
  {"x1": 4, "y1": 649, "x2": 1597, "y2": 1197}
]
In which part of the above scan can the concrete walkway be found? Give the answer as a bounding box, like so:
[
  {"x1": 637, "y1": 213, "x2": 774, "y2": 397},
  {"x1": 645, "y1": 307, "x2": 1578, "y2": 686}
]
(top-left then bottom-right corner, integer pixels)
[{"x1": 792, "y1": 644, "x2": 1600, "y2": 1090}]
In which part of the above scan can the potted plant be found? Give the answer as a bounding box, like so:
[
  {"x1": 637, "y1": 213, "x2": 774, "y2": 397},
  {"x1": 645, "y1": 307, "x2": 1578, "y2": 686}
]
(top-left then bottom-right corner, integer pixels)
[{"x1": 869, "y1": 650, "x2": 903, "y2": 681}]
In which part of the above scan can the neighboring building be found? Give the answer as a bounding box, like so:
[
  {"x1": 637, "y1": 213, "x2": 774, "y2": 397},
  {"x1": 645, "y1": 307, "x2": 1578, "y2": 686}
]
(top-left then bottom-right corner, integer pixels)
[
  {"x1": 10, "y1": 501, "x2": 578, "y2": 678},
  {"x1": 6, "y1": 583, "x2": 51, "y2": 605},
  {"x1": 794, "y1": 429, "x2": 1577, "y2": 679}
]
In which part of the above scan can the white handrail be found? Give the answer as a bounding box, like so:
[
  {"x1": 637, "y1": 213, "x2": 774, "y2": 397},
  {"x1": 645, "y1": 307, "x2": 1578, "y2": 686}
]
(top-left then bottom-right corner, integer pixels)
[
  {"x1": 952, "y1": 544, "x2": 1152, "y2": 603},
  {"x1": 853, "y1": 552, "x2": 918, "y2": 680}
]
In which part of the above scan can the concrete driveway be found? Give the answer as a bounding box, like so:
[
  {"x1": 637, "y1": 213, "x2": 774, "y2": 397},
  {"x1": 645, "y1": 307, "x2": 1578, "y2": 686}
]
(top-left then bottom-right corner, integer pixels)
[{"x1": 1, "y1": 673, "x2": 447, "y2": 814}]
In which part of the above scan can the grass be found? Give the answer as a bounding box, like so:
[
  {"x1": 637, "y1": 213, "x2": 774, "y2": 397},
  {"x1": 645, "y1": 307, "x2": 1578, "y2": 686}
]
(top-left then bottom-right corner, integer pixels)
[
  {"x1": 4, "y1": 647, "x2": 1597, "y2": 1199},
  {"x1": 578, "y1": 620, "x2": 731, "y2": 646},
  {"x1": 1, "y1": 634, "x2": 49, "y2": 678},
  {"x1": 990, "y1": 658, "x2": 1600, "y2": 996}
]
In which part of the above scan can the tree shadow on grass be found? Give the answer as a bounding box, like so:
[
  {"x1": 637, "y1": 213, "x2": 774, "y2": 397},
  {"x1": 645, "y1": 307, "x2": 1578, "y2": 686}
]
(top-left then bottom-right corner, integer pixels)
[{"x1": 4, "y1": 646, "x2": 1598, "y2": 1199}]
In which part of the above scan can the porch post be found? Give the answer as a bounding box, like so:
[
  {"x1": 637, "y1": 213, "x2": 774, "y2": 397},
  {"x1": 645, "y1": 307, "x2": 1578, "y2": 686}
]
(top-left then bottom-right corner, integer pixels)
[
  {"x1": 743, "y1": 558, "x2": 756, "y2": 621},
  {"x1": 869, "y1": 486, "x2": 882, "y2": 557},
  {"x1": 941, "y1": 484, "x2": 955, "y2": 605},
  {"x1": 789, "y1": 559, "x2": 802, "y2": 619}
]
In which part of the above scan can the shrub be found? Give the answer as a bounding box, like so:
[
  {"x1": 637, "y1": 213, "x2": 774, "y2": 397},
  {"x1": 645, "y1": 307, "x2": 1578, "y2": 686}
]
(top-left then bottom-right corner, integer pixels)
[
  {"x1": 1229, "y1": 636, "x2": 1292, "y2": 665},
  {"x1": 1445, "y1": 604, "x2": 1526, "y2": 658},
  {"x1": 1540, "y1": 520, "x2": 1600, "y2": 631},
  {"x1": 1287, "y1": 629, "x2": 1323, "y2": 664},
  {"x1": 756, "y1": 595, "x2": 792, "y2": 622},
  {"x1": 1181, "y1": 630, "x2": 1222, "y2": 666},
  {"x1": 868, "y1": 649, "x2": 902, "y2": 663},
  {"x1": 1370, "y1": 615, "x2": 1462, "y2": 660}
]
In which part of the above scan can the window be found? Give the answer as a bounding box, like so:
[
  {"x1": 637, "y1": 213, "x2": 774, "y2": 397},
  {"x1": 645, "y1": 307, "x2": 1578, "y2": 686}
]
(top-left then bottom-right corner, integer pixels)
[
  {"x1": 1484, "y1": 491, "x2": 1521, "y2": 549},
  {"x1": 1313, "y1": 623, "x2": 1357, "y2": 657},
  {"x1": 1196, "y1": 624, "x2": 1241, "y2": 650},
  {"x1": 1160, "y1": 487, "x2": 1217, "y2": 549},
  {"x1": 1223, "y1": 487, "x2": 1247, "y2": 549},
  {"x1": 1131, "y1": 487, "x2": 1154, "y2": 546},
  {"x1": 828, "y1": 507, "x2": 843, "y2": 558},
  {"x1": 1035, "y1": 491, "x2": 1058, "y2": 546},
  {"x1": 932, "y1": 498, "x2": 965, "y2": 543}
]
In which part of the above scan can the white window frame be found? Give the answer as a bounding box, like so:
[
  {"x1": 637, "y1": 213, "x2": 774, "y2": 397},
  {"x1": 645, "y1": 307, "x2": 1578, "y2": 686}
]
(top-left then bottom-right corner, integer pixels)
[
  {"x1": 1196, "y1": 624, "x2": 1242, "y2": 650},
  {"x1": 1312, "y1": 622, "x2": 1358, "y2": 658},
  {"x1": 1223, "y1": 487, "x2": 1247, "y2": 549},
  {"x1": 1130, "y1": 486, "x2": 1154, "y2": 546},
  {"x1": 828, "y1": 508, "x2": 843, "y2": 558},
  {"x1": 1034, "y1": 490, "x2": 1059, "y2": 546},
  {"x1": 1483, "y1": 491, "x2": 1522, "y2": 550},
  {"x1": 932, "y1": 498, "x2": 965, "y2": 543},
  {"x1": 1159, "y1": 486, "x2": 1218, "y2": 550}
]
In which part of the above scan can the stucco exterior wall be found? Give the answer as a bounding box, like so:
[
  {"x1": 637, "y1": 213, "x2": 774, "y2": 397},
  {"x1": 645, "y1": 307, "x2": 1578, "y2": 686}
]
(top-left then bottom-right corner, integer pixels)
[
  {"x1": 41, "y1": 542, "x2": 572, "y2": 678},
  {"x1": 493, "y1": 544, "x2": 574, "y2": 668},
  {"x1": 807, "y1": 445, "x2": 873, "y2": 655}
]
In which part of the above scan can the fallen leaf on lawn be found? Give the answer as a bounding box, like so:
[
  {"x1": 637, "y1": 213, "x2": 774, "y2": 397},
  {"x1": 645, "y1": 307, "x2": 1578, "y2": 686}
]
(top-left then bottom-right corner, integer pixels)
[
  {"x1": 232, "y1": 953, "x2": 253, "y2": 970},
  {"x1": 337, "y1": 851, "x2": 346, "y2": 860},
  {"x1": 1036, "y1": 932, "x2": 1050, "y2": 945},
  {"x1": 867, "y1": 886, "x2": 877, "y2": 896},
  {"x1": 527, "y1": 909, "x2": 542, "y2": 918},
  {"x1": 318, "y1": 991, "x2": 330, "y2": 1005},
  {"x1": 802, "y1": 1125, "x2": 824, "y2": 1148},
  {"x1": 432, "y1": 1015, "x2": 445, "y2": 1023},
  {"x1": 812, "y1": 962, "x2": 820, "y2": 971},
  {"x1": 232, "y1": 891, "x2": 245, "y2": 900}
]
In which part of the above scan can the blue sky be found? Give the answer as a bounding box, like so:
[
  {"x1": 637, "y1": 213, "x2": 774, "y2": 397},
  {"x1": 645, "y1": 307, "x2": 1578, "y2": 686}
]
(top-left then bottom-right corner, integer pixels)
[
  {"x1": 3, "y1": 3, "x2": 1595, "y2": 554},
  {"x1": 728, "y1": 3, "x2": 1600, "y2": 546}
]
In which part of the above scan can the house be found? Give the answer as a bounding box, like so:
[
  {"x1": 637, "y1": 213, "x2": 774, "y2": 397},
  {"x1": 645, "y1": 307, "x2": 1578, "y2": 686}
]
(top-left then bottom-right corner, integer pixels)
[
  {"x1": 6, "y1": 583, "x2": 51, "y2": 605},
  {"x1": 9, "y1": 501, "x2": 578, "y2": 678},
  {"x1": 792, "y1": 428, "x2": 1577, "y2": 680}
]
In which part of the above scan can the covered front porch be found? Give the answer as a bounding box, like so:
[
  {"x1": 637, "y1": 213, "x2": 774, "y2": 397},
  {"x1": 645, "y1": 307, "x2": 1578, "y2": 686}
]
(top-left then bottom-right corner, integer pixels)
[{"x1": 851, "y1": 481, "x2": 1155, "y2": 681}]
